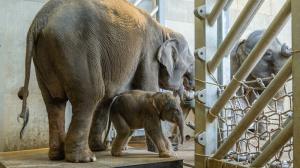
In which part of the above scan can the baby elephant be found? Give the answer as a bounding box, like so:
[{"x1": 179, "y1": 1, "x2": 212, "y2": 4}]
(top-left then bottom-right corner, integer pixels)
[{"x1": 109, "y1": 90, "x2": 184, "y2": 158}]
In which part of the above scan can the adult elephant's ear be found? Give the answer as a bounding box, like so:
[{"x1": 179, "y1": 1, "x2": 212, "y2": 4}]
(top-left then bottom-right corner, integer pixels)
[
  {"x1": 157, "y1": 39, "x2": 179, "y2": 77},
  {"x1": 281, "y1": 43, "x2": 292, "y2": 57}
]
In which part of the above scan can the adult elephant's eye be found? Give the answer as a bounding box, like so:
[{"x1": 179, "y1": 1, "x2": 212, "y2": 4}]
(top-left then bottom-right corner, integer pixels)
[
  {"x1": 264, "y1": 50, "x2": 273, "y2": 61},
  {"x1": 265, "y1": 50, "x2": 273, "y2": 56}
]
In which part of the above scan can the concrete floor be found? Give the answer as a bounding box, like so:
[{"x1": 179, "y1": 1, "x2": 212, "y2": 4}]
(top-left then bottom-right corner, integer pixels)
[
  {"x1": 0, "y1": 138, "x2": 195, "y2": 168},
  {"x1": 0, "y1": 148, "x2": 183, "y2": 168},
  {"x1": 128, "y1": 137, "x2": 195, "y2": 167}
]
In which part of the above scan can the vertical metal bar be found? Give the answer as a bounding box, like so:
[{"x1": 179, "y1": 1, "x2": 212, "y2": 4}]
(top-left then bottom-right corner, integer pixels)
[
  {"x1": 217, "y1": 9, "x2": 225, "y2": 85},
  {"x1": 292, "y1": 0, "x2": 300, "y2": 167},
  {"x1": 194, "y1": 0, "x2": 207, "y2": 165},
  {"x1": 195, "y1": 0, "x2": 219, "y2": 167},
  {"x1": 207, "y1": 0, "x2": 264, "y2": 74},
  {"x1": 156, "y1": 0, "x2": 165, "y2": 25},
  {"x1": 224, "y1": 0, "x2": 234, "y2": 11},
  {"x1": 251, "y1": 120, "x2": 293, "y2": 167},
  {"x1": 212, "y1": 58, "x2": 292, "y2": 160},
  {"x1": 207, "y1": 0, "x2": 228, "y2": 26},
  {"x1": 134, "y1": 0, "x2": 143, "y2": 6},
  {"x1": 207, "y1": 0, "x2": 291, "y2": 122},
  {"x1": 217, "y1": 4, "x2": 231, "y2": 148},
  {"x1": 150, "y1": 6, "x2": 159, "y2": 17}
]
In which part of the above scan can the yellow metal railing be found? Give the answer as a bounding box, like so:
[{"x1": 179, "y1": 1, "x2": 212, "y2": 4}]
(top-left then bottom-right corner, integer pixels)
[{"x1": 194, "y1": 0, "x2": 297, "y2": 167}]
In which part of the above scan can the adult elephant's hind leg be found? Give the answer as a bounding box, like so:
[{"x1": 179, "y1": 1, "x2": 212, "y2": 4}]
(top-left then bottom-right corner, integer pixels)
[
  {"x1": 46, "y1": 101, "x2": 67, "y2": 160},
  {"x1": 65, "y1": 93, "x2": 102, "y2": 162},
  {"x1": 89, "y1": 99, "x2": 111, "y2": 151},
  {"x1": 36, "y1": 72, "x2": 67, "y2": 160}
]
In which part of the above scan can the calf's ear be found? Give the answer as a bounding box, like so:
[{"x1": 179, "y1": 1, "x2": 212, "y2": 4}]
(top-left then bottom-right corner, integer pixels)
[{"x1": 281, "y1": 43, "x2": 292, "y2": 57}]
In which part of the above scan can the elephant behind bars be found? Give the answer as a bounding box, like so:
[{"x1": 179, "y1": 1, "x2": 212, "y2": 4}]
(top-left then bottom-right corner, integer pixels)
[{"x1": 230, "y1": 30, "x2": 291, "y2": 134}]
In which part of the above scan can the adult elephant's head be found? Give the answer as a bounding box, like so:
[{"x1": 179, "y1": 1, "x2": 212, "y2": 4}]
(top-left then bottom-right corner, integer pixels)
[
  {"x1": 157, "y1": 29, "x2": 195, "y2": 91},
  {"x1": 241, "y1": 30, "x2": 292, "y2": 81}
]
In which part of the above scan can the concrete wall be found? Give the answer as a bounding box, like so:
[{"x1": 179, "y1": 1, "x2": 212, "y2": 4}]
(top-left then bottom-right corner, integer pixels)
[
  {"x1": 0, "y1": 0, "x2": 154, "y2": 152},
  {"x1": 0, "y1": 0, "x2": 49, "y2": 152},
  {"x1": 164, "y1": 0, "x2": 195, "y2": 51}
]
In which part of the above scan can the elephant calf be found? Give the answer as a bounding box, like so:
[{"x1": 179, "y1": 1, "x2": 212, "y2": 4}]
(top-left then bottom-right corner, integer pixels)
[{"x1": 109, "y1": 90, "x2": 184, "y2": 158}]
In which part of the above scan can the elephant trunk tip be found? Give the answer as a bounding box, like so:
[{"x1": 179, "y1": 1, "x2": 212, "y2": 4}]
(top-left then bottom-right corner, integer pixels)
[
  {"x1": 180, "y1": 135, "x2": 184, "y2": 144},
  {"x1": 178, "y1": 119, "x2": 184, "y2": 145}
]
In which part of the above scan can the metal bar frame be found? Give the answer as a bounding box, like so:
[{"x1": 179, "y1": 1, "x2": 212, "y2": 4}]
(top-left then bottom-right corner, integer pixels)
[
  {"x1": 224, "y1": 0, "x2": 234, "y2": 11},
  {"x1": 213, "y1": 57, "x2": 292, "y2": 159},
  {"x1": 195, "y1": 0, "x2": 299, "y2": 167},
  {"x1": 259, "y1": 117, "x2": 292, "y2": 152},
  {"x1": 207, "y1": 0, "x2": 291, "y2": 122},
  {"x1": 150, "y1": 6, "x2": 159, "y2": 17},
  {"x1": 250, "y1": 119, "x2": 293, "y2": 167},
  {"x1": 194, "y1": 0, "x2": 220, "y2": 167},
  {"x1": 206, "y1": 0, "x2": 228, "y2": 26},
  {"x1": 156, "y1": 0, "x2": 165, "y2": 25},
  {"x1": 207, "y1": 0, "x2": 265, "y2": 73},
  {"x1": 133, "y1": 0, "x2": 163, "y2": 23},
  {"x1": 134, "y1": 0, "x2": 143, "y2": 6},
  {"x1": 292, "y1": 0, "x2": 300, "y2": 167}
]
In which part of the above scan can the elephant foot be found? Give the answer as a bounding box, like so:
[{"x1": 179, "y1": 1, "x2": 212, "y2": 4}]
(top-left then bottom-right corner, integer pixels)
[
  {"x1": 111, "y1": 150, "x2": 122, "y2": 157},
  {"x1": 65, "y1": 148, "x2": 96, "y2": 163},
  {"x1": 122, "y1": 145, "x2": 129, "y2": 151},
  {"x1": 48, "y1": 148, "x2": 65, "y2": 160},
  {"x1": 159, "y1": 151, "x2": 175, "y2": 158},
  {"x1": 146, "y1": 137, "x2": 158, "y2": 152},
  {"x1": 89, "y1": 140, "x2": 107, "y2": 151}
]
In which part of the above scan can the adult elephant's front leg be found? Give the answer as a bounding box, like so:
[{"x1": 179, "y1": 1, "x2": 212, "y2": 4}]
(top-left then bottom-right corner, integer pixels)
[{"x1": 89, "y1": 98, "x2": 111, "y2": 151}]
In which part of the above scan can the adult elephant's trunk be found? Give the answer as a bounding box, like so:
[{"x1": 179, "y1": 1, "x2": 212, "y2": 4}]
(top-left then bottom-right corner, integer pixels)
[
  {"x1": 183, "y1": 63, "x2": 195, "y2": 90},
  {"x1": 176, "y1": 113, "x2": 184, "y2": 144}
]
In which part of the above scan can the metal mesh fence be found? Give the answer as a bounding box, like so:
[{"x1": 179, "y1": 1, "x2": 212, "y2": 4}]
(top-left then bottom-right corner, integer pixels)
[{"x1": 217, "y1": 77, "x2": 293, "y2": 168}]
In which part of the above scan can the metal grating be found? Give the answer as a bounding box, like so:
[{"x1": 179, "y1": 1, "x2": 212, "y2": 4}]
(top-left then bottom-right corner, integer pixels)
[
  {"x1": 194, "y1": 0, "x2": 299, "y2": 167},
  {"x1": 218, "y1": 77, "x2": 293, "y2": 167}
]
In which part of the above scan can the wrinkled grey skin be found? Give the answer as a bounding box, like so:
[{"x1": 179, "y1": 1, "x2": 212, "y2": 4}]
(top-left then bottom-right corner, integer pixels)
[
  {"x1": 18, "y1": 0, "x2": 194, "y2": 163},
  {"x1": 109, "y1": 90, "x2": 184, "y2": 158},
  {"x1": 231, "y1": 30, "x2": 291, "y2": 88},
  {"x1": 230, "y1": 30, "x2": 291, "y2": 134}
]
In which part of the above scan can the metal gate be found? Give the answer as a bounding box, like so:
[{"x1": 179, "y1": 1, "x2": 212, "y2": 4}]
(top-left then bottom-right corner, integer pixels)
[{"x1": 194, "y1": 0, "x2": 300, "y2": 167}]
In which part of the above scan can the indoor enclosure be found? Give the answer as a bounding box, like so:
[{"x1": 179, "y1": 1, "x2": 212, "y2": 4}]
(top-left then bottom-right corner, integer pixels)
[{"x1": 0, "y1": 0, "x2": 299, "y2": 168}]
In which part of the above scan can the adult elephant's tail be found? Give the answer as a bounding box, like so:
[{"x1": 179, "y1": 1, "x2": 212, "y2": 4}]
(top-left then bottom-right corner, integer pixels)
[{"x1": 18, "y1": 27, "x2": 35, "y2": 139}]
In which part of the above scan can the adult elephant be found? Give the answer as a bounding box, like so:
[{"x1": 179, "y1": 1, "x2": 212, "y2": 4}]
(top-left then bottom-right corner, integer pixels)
[
  {"x1": 231, "y1": 30, "x2": 291, "y2": 102},
  {"x1": 18, "y1": 0, "x2": 194, "y2": 163},
  {"x1": 230, "y1": 30, "x2": 291, "y2": 134}
]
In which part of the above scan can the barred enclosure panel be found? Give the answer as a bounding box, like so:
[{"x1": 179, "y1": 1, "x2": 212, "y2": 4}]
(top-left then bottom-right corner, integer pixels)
[
  {"x1": 219, "y1": 77, "x2": 293, "y2": 167},
  {"x1": 194, "y1": 0, "x2": 298, "y2": 167}
]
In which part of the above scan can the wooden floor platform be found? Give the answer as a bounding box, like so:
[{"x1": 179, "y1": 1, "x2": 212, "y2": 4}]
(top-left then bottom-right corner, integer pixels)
[{"x1": 0, "y1": 148, "x2": 183, "y2": 168}]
